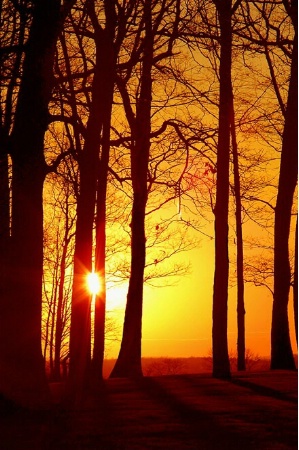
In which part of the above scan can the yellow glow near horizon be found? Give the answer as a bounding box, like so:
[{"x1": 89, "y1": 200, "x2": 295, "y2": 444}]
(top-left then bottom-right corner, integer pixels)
[{"x1": 87, "y1": 272, "x2": 101, "y2": 295}]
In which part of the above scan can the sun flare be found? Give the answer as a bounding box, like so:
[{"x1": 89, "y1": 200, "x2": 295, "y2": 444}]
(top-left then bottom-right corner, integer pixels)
[{"x1": 87, "y1": 272, "x2": 101, "y2": 295}]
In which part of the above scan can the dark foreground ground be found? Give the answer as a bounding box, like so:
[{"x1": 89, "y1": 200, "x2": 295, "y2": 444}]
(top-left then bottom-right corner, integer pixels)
[{"x1": 0, "y1": 371, "x2": 297, "y2": 449}]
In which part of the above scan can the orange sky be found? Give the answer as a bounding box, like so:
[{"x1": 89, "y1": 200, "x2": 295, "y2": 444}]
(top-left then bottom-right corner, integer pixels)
[{"x1": 106, "y1": 234, "x2": 297, "y2": 360}]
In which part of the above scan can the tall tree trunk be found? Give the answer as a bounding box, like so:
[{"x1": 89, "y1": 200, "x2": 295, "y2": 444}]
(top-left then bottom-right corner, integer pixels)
[
  {"x1": 231, "y1": 95, "x2": 246, "y2": 371},
  {"x1": 92, "y1": 0, "x2": 117, "y2": 380},
  {"x1": 68, "y1": 6, "x2": 117, "y2": 395},
  {"x1": 49, "y1": 258, "x2": 59, "y2": 378},
  {"x1": 93, "y1": 135, "x2": 111, "y2": 379},
  {"x1": 271, "y1": 26, "x2": 297, "y2": 371},
  {"x1": 0, "y1": 155, "x2": 10, "y2": 337},
  {"x1": 0, "y1": 0, "x2": 68, "y2": 407},
  {"x1": 53, "y1": 232, "x2": 70, "y2": 381},
  {"x1": 68, "y1": 95, "x2": 102, "y2": 397},
  {"x1": 93, "y1": 173, "x2": 107, "y2": 379},
  {"x1": 110, "y1": 0, "x2": 153, "y2": 378},
  {"x1": 0, "y1": 155, "x2": 10, "y2": 243},
  {"x1": 293, "y1": 216, "x2": 298, "y2": 346},
  {"x1": 212, "y1": 0, "x2": 232, "y2": 379}
]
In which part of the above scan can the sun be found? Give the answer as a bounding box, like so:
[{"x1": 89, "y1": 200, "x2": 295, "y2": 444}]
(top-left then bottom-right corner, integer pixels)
[{"x1": 87, "y1": 272, "x2": 101, "y2": 295}]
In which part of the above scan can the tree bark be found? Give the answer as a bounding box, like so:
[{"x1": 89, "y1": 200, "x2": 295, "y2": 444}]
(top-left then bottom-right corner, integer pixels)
[
  {"x1": 212, "y1": 0, "x2": 232, "y2": 379},
  {"x1": 68, "y1": 87, "x2": 102, "y2": 395},
  {"x1": 53, "y1": 228, "x2": 70, "y2": 381},
  {"x1": 0, "y1": 154, "x2": 10, "y2": 319},
  {"x1": 68, "y1": 2, "x2": 117, "y2": 394},
  {"x1": 0, "y1": 0, "x2": 69, "y2": 407},
  {"x1": 293, "y1": 217, "x2": 298, "y2": 346},
  {"x1": 110, "y1": 0, "x2": 153, "y2": 378},
  {"x1": 231, "y1": 95, "x2": 246, "y2": 371},
  {"x1": 271, "y1": 27, "x2": 297, "y2": 371},
  {"x1": 93, "y1": 0, "x2": 117, "y2": 379}
]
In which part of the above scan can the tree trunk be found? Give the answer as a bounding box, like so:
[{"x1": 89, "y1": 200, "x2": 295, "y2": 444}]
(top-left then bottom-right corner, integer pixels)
[
  {"x1": 110, "y1": 0, "x2": 153, "y2": 378},
  {"x1": 53, "y1": 233, "x2": 70, "y2": 381},
  {"x1": 49, "y1": 258, "x2": 59, "y2": 378},
  {"x1": 68, "y1": 15, "x2": 115, "y2": 395},
  {"x1": 293, "y1": 217, "x2": 298, "y2": 346},
  {"x1": 231, "y1": 95, "x2": 246, "y2": 371},
  {"x1": 68, "y1": 119, "x2": 100, "y2": 395},
  {"x1": 0, "y1": 155, "x2": 10, "y2": 243},
  {"x1": 212, "y1": 0, "x2": 232, "y2": 379},
  {"x1": 271, "y1": 29, "x2": 297, "y2": 371},
  {"x1": 93, "y1": 192, "x2": 107, "y2": 379},
  {"x1": 0, "y1": 0, "x2": 68, "y2": 408},
  {"x1": 93, "y1": 0, "x2": 117, "y2": 380},
  {"x1": 110, "y1": 192, "x2": 148, "y2": 378},
  {"x1": 93, "y1": 158, "x2": 109, "y2": 380},
  {"x1": 0, "y1": 155, "x2": 10, "y2": 341}
]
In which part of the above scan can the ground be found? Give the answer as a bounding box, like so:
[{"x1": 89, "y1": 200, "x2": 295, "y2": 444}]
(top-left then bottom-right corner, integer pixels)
[{"x1": 0, "y1": 371, "x2": 297, "y2": 449}]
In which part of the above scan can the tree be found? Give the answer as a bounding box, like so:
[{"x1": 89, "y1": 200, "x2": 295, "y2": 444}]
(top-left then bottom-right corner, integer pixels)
[
  {"x1": 181, "y1": 0, "x2": 249, "y2": 374},
  {"x1": 93, "y1": 0, "x2": 118, "y2": 380},
  {"x1": 67, "y1": 8, "x2": 107, "y2": 394},
  {"x1": 110, "y1": 0, "x2": 154, "y2": 378},
  {"x1": 42, "y1": 172, "x2": 76, "y2": 380},
  {"x1": 231, "y1": 94, "x2": 246, "y2": 371},
  {"x1": 231, "y1": 0, "x2": 297, "y2": 368},
  {"x1": 0, "y1": 0, "x2": 75, "y2": 407},
  {"x1": 50, "y1": 0, "x2": 192, "y2": 383},
  {"x1": 271, "y1": 0, "x2": 297, "y2": 370},
  {"x1": 0, "y1": 1, "x2": 27, "y2": 259},
  {"x1": 109, "y1": 0, "x2": 192, "y2": 378},
  {"x1": 212, "y1": 0, "x2": 232, "y2": 379},
  {"x1": 53, "y1": 0, "x2": 120, "y2": 393},
  {"x1": 293, "y1": 216, "x2": 298, "y2": 345}
]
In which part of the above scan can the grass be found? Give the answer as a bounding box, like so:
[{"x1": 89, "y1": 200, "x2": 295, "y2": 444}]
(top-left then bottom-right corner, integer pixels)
[{"x1": 0, "y1": 370, "x2": 297, "y2": 449}]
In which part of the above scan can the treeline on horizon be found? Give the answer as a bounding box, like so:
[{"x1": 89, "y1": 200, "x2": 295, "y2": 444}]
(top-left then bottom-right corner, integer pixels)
[
  {"x1": 103, "y1": 354, "x2": 274, "y2": 378},
  {"x1": 0, "y1": 0, "x2": 297, "y2": 407}
]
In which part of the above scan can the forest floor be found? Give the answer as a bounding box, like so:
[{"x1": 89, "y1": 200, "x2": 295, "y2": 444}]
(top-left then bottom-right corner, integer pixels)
[{"x1": 0, "y1": 370, "x2": 297, "y2": 450}]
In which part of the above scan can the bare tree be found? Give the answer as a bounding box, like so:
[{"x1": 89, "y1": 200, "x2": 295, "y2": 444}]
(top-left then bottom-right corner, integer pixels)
[
  {"x1": 293, "y1": 216, "x2": 298, "y2": 345},
  {"x1": 212, "y1": 0, "x2": 232, "y2": 379},
  {"x1": 0, "y1": 0, "x2": 75, "y2": 407},
  {"x1": 42, "y1": 175, "x2": 75, "y2": 380},
  {"x1": 93, "y1": 0, "x2": 118, "y2": 380},
  {"x1": 109, "y1": 0, "x2": 190, "y2": 378},
  {"x1": 231, "y1": 95, "x2": 245, "y2": 371},
  {"x1": 110, "y1": 0, "x2": 154, "y2": 378},
  {"x1": 271, "y1": 0, "x2": 297, "y2": 370}
]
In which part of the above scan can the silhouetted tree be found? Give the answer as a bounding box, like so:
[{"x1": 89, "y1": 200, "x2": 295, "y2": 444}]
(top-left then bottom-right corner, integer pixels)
[
  {"x1": 293, "y1": 216, "x2": 298, "y2": 345},
  {"x1": 271, "y1": 0, "x2": 297, "y2": 370},
  {"x1": 212, "y1": 0, "x2": 232, "y2": 379},
  {"x1": 230, "y1": 95, "x2": 246, "y2": 371},
  {"x1": 232, "y1": 0, "x2": 297, "y2": 367},
  {"x1": 0, "y1": 0, "x2": 75, "y2": 407},
  {"x1": 110, "y1": 0, "x2": 154, "y2": 378},
  {"x1": 0, "y1": 2, "x2": 26, "y2": 256},
  {"x1": 67, "y1": 7, "x2": 109, "y2": 394},
  {"x1": 110, "y1": 0, "x2": 187, "y2": 378},
  {"x1": 92, "y1": 0, "x2": 118, "y2": 380},
  {"x1": 42, "y1": 176, "x2": 75, "y2": 380},
  {"x1": 56, "y1": 0, "x2": 120, "y2": 395},
  {"x1": 52, "y1": 181, "x2": 75, "y2": 380}
]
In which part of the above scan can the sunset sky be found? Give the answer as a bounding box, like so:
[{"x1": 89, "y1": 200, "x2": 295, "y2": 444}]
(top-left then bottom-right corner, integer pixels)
[
  {"x1": 106, "y1": 223, "x2": 297, "y2": 360},
  {"x1": 1, "y1": 0, "x2": 297, "y2": 423},
  {"x1": 36, "y1": 0, "x2": 297, "y2": 371}
]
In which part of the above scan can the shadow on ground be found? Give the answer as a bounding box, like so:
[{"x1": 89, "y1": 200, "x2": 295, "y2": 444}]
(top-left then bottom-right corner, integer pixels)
[{"x1": 0, "y1": 371, "x2": 297, "y2": 449}]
